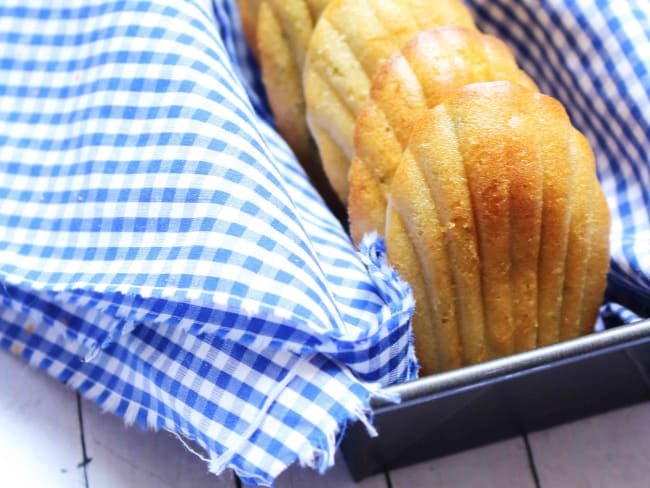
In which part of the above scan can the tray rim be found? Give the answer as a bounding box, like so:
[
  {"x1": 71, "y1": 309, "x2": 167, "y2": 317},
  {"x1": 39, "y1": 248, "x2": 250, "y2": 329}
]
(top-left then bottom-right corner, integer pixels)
[{"x1": 374, "y1": 318, "x2": 650, "y2": 410}]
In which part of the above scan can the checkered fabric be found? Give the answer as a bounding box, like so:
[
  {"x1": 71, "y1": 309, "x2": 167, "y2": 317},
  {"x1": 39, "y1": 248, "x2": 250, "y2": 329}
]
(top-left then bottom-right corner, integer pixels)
[{"x1": 0, "y1": 0, "x2": 648, "y2": 485}]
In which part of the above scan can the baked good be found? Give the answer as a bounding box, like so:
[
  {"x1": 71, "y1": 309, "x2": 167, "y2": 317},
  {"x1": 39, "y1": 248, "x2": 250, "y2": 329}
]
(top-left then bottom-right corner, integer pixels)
[
  {"x1": 237, "y1": 0, "x2": 343, "y2": 215},
  {"x1": 257, "y1": 0, "x2": 331, "y2": 168},
  {"x1": 386, "y1": 82, "x2": 610, "y2": 374},
  {"x1": 349, "y1": 26, "x2": 537, "y2": 244},
  {"x1": 237, "y1": 0, "x2": 262, "y2": 59},
  {"x1": 304, "y1": 0, "x2": 477, "y2": 203}
]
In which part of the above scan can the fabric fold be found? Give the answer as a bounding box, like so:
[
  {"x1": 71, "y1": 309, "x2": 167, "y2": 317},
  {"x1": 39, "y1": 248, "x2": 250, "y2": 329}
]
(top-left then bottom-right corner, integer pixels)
[{"x1": 0, "y1": 0, "x2": 649, "y2": 486}]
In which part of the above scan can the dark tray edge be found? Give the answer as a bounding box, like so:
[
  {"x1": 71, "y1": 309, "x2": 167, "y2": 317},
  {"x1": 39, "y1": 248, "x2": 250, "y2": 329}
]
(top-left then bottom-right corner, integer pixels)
[{"x1": 374, "y1": 318, "x2": 650, "y2": 409}]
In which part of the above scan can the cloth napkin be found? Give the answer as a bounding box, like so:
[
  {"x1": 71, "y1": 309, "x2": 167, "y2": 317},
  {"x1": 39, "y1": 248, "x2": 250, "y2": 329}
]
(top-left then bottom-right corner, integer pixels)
[{"x1": 0, "y1": 0, "x2": 648, "y2": 486}]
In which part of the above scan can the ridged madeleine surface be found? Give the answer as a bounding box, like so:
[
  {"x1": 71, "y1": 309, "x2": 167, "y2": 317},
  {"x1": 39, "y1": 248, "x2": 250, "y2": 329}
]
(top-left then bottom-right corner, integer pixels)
[
  {"x1": 304, "y1": 0, "x2": 477, "y2": 202},
  {"x1": 257, "y1": 0, "x2": 331, "y2": 169},
  {"x1": 386, "y1": 82, "x2": 610, "y2": 375},
  {"x1": 349, "y1": 26, "x2": 537, "y2": 244}
]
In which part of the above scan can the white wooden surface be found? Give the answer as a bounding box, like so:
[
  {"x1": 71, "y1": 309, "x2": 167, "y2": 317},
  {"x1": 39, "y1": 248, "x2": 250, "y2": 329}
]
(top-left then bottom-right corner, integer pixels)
[
  {"x1": 3, "y1": 350, "x2": 650, "y2": 488},
  {"x1": 0, "y1": 352, "x2": 85, "y2": 488}
]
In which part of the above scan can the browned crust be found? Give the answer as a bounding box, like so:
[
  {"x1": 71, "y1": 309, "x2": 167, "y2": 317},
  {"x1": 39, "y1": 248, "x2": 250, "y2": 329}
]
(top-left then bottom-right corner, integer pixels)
[
  {"x1": 349, "y1": 26, "x2": 537, "y2": 245},
  {"x1": 388, "y1": 149, "x2": 463, "y2": 371},
  {"x1": 305, "y1": 0, "x2": 477, "y2": 203},
  {"x1": 385, "y1": 82, "x2": 609, "y2": 373}
]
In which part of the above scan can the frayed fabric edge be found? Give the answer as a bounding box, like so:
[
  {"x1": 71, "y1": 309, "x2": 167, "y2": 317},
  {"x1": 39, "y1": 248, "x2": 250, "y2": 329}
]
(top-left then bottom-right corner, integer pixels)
[
  {"x1": 207, "y1": 376, "x2": 393, "y2": 487},
  {"x1": 65, "y1": 347, "x2": 396, "y2": 488}
]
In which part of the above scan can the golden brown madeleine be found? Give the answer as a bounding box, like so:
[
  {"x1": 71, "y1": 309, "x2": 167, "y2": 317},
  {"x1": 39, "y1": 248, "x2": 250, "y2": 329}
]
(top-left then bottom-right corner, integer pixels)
[
  {"x1": 257, "y1": 0, "x2": 331, "y2": 169},
  {"x1": 237, "y1": 0, "x2": 262, "y2": 58},
  {"x1": 386, "y1": 204, "x2": 442, "y2": 374},
  {"x1": 304, "y1": 0, "x2": 477, "y2": 203},
  {"x1": 534, "y1": 103, "x2": 609, "y2": 348},
  {"x1": 534, "y1": 98, "x2": 573, "y2": 348},
  {"x1": 386, "y1": 82, "x2": 610, "y2": 373},
  {"x1": 349, "y1": 26, "x2": 537, "y2": 245},
  {"x1": 556, "y1": 133, "x2": 611, "y2": 343},
  {"x1": 557, "y1": 132, "x2": 595, "y2": 342},
  {"x1": 579, "y1": 184, "x2": 611, "y2": 337},
  {"x1": 388, "y1": 111, "x2": 484, "y2": 372}
]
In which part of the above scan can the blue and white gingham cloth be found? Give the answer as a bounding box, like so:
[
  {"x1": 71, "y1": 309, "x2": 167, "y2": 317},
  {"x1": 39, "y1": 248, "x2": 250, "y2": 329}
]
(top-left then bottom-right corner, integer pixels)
[{"x1": 0, "y1": 0, "x2": 648, "y2": 485}]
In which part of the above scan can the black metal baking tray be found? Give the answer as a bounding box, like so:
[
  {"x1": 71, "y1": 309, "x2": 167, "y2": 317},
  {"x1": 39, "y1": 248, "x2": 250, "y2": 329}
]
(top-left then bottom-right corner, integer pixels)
[{"x1": 340, "y1": 315, "x2": 650, "y2": 481}]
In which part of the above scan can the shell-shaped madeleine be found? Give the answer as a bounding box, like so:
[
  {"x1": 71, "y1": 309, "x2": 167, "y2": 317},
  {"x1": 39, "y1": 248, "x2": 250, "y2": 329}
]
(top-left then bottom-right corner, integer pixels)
[
  {"x1": 304, "y1": 0, "x2": 477, "y2": 203},
  {"x1": 237, "y1": 0, "x2": 263, "y2": 58},
  {"x1": 386, "y1": 82, "x2": 610, "y2": 375},
  {"x1": 349, "y1": 26, "x2": 537, "y2": 245},
  {"x1": 257, "y1": 0, "x2": 331, "y2": 169}
]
